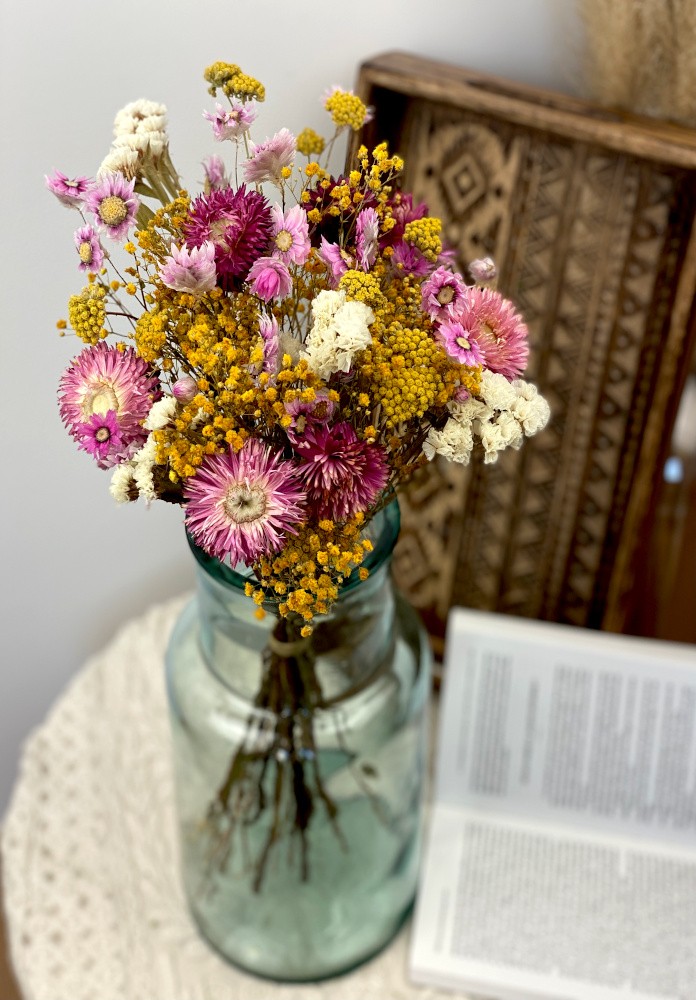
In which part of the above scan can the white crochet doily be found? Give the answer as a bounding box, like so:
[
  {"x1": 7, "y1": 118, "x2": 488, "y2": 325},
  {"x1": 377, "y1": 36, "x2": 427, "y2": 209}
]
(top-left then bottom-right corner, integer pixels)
[{"x1": 2, "y1": 598, "x2": 468, "y2": 1000}]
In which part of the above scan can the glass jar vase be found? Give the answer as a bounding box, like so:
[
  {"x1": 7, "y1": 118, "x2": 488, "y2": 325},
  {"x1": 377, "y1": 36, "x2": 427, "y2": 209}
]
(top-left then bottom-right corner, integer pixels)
[{"x1": 166, "y1": 501, "x2": 431, "y2": 981}]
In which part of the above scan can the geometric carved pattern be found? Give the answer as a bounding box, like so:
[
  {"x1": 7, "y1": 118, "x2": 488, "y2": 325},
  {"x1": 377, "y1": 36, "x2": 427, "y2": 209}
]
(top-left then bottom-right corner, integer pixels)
[{"x1": 356, "y1": 54, "x2": 696, "y2": 652}]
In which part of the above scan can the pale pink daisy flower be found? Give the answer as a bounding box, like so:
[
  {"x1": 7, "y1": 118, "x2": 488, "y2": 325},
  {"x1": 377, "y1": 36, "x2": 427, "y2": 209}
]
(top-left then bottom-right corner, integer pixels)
[
  {"x1": 45, "y1": 169, "x2": 92, "y2": 208},
  {"x1": 247, "y1": 256, "x2": 292, "y2": 301},
  {"x1": 435, "y1": 317, "x2": 486, "y2": 367},
  {"x1": 297, "y1": 422, "x2": 389, "y2": 522},
  {"x1": 172, "y1": 376, "x2": 198, "y2": 402},
  {"x1": 421, "y1": 267, "x2": 467, "y2": 323},
  {"x1": 270, "y1": 205, "x2": 310, "y2": 265},
  {"x1": 203, "y1": 99, "x2": 256, "y2": 141},
  {"x1": 183, "y1": 440, "x2": 306, "y2": 564},
  {"x1": 319, "y1": 237, "x2": 353, "y2": 286},
  {"x1": 202, "y1": 155, "x2": 228, "y2": 192},
  {"x1": 73, "y1": 225, "x2": 105, "y2": 273},
  {"x1": 75, "y1": 410, "x2": 125, "y2": 468},
  {"x1": 243, "y1": 128, "x2": 296, "y2": 186},
  {"x1": 59, "y1": 343, "x2": 159, "y2": 464},
  {"x1": 258, "y1": 314, "x2": 280, "y2": 374},
  {"x1": 356, "y1": 207, "x2": 379, "y2": 270},
  {"x1": 284, "y1": 392, "x2": 337, "y2": 446},
  {"x1": 83, "y1": 172, "x2": 139, "y2": 241},
  {"x1": 459, "y1": 286, "x2": 529, "y2": 379},
  {"x1": 160, "y1": 241, "x2": 217, "y2": 294}
]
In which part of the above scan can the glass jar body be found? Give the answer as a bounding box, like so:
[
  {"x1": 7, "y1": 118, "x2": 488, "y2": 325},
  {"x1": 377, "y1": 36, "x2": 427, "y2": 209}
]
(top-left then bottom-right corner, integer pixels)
[{"x1": 166, "y1": 505, "x2": 431, "y2": 981}]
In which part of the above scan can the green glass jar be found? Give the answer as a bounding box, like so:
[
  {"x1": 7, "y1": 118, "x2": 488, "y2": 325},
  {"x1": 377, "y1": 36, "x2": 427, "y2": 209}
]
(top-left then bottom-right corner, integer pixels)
[{"x1": 166, "y1": 501, "x2": 431, "y2": 981}]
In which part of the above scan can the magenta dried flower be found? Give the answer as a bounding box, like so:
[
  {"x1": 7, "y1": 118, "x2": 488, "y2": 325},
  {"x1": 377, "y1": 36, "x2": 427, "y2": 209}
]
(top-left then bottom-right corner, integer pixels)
[
  {"x1": 459, "y1": 286, "x2": 529, "y2": 379},
  {"x1": 270, "y1": 205, "x2": 310, "y2": 266},
  {"x1": 298, "y1": 422, "x2": 389, "y2": 521},
  {"x1": 421, "y1": 266, "x2": 468, "y2": 323},
  {"x1": 247, "y1": 256, "x2": 291, "y2": 301},
  {"x1": 203, "y1": 99, "x2": 255, "y2": 141},
  {"x1": 184, "y1": 185, "x2": 272, "y2": 284}
]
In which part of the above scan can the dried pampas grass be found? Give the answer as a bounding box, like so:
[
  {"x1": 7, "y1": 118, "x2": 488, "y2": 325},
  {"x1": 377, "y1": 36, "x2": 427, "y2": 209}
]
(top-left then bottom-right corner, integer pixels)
[{"x1": 580, "y1": 0, "x2": 696, "y2": 125}]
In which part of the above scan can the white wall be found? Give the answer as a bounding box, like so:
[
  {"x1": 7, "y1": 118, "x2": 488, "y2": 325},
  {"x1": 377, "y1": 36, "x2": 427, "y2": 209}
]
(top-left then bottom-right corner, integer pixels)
[{"x1": 0, "y1": 0, "x2": 582, "y2": 816}]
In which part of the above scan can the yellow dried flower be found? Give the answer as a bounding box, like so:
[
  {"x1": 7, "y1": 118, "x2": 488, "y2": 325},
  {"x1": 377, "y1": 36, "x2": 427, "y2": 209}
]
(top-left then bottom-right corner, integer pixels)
[
  {"x1": 324, "y1": 89, "x2": 368, "y2": 131},
  {"x1": 297, "y1": 128, "x2": 325, "y2": 156},
  {"x1": 67, "y1": 284, "x2": 108, "y2": 345}
]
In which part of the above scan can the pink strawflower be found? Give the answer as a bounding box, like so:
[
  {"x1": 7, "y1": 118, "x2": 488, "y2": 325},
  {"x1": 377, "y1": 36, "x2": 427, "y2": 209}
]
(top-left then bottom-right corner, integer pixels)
[
  {"x1": 202, "y1": 155, "x2": 228, "y2": 192},
  {"x1": 75, "y1": 410, "x2": 125, "y2": 468},
  {"x1": 159, "y1": 241, "x2": 217, "y2": 294},
  {"x1": 83, "y1": 172, "x2": 139, "y2": 241},
  {"x1": 284, "y1": 392, "x2": 336, "y2": 446},
  {"x1": 435, "y1": 317, "x2": 486, "y2": 367},
  {"x1": 243, "y1": 128, "x2": 296, "y2": 186},
  {"x1": 73, "y1": 225, "x2": 104, "y2": 273},
  {"x1": 183, "y1": 440, "x2": 306, "y2": 564},
  {"x1": 319, "y1": 237, "x2": 353, "y2": 286},
  {"x1": 389, "y1": 241, "x2": 431, "y2": 278},
  {"x1": 45, "y1": 169, "x2": 92, "y2": 208},
  {"x1": 421, "y1": 267, "x2": 467, "y2": 323},
  {"x1": 184, "y1": 185, "x2": 272, "y2": 285},
  {"x1": 59, "y1": 343, "x2": 159, "y2": 462},
  {"x1": 258, "y1": 314, "x2": 280, "y2": 373},
  {"x1": 172, "y1": 376, "x2": 198, "y2": 402},
  {"x1": 203, "y1": 100, "x2": 255, "y2": 141},
  {"x1": 247, "y1": 256, "x2": 292, "y2": 301},
  {"x1": 297, "y1": 422, "x2": 389, "y2": 521},
  {"x1": 356, "y1": 207, "x2": 379, "y2": 270},
  {"x1": 270, "y1": 205, "x2": 310, "y2": 265},
  {"x1": 459, "y1": 287, "x2": 529, "y2": 379}
]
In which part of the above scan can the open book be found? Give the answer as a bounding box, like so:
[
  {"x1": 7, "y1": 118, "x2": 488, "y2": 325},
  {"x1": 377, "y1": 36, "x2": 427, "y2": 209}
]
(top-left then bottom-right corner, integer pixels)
[{"x1": 410, "y1": 609, "x2": 696, "y2": 1000}]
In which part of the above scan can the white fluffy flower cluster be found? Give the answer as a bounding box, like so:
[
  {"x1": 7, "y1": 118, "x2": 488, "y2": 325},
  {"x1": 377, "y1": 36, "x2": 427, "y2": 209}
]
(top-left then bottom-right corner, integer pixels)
[
  {"x1": 423, "y1": 370, "x2": 550, "y2": 465},
  {"x1": 301, "y1": 290, "x2": 374, "y2": 380},
  {"x1": 98, "y1": 100, "x2": 169, "y2": 178},
  {"x1": 110, "y1": 397, "x2": 178, "y2": 504}
]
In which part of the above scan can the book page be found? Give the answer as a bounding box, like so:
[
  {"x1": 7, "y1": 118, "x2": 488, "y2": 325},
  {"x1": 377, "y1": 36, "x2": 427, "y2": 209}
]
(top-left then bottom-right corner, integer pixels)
[
  {"x1": 411, "y1": 610, "x2": 696, "y2": 1000},
  {"x1": 437, "y1": 610, "x2": 696, "y2": 848}
]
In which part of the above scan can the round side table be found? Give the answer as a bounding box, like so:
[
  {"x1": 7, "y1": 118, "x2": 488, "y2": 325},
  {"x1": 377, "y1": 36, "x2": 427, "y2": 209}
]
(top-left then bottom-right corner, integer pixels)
[{"x1": 1, "y1": 599, "x2": 459, "y2": 1000}]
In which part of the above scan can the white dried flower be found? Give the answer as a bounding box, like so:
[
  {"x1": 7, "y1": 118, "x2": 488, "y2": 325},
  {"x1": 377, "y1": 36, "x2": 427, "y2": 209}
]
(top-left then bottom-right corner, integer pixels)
[
  {"x1": 479, "y1": 369, "x2": 518, "y2": 410},
  {"x1": 97, "y1": 147, "x2": 140, "y2": 179},
  {"x1": 113, "y1": 100, "x2": 168, "y2": 138},
  {"x1": 511, "y1": 379, "x2": 551, "y2": 436},
  {"x1": 302, "y1": 289, "x2": 374, "y2": 380},
  {"x1": 109, "y1": 463, "x2": 136, "y2": 504},
  {"x1": 132, "y1": 436, "x2": 158, "y2": 504},
  {"x1": 423, "y1": 417, "x2": 475, "y2": 463},
  {"x1": 144, "y1": 396, "x2": 177, "y2": 431}
]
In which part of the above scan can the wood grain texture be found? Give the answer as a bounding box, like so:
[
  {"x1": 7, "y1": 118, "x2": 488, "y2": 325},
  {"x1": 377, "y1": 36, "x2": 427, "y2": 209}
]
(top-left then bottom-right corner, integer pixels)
[{"x1": 354, "y1": 52, "x2": 696, "y2": 653}]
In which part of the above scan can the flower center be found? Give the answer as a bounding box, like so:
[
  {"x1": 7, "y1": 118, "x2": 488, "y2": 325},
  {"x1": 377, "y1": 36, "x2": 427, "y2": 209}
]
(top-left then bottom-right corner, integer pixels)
[
  {"x1": 437, "y1": 286, "x2": 455, "y2": 305},
  {"x1": 223, "y1": 483, "x2": 267, "y2": 524},
  {"x1": 78, "y1": 241, "x2": 93, "y2": 263},
  {"x1": 99, "y1": 195, "x2": 128, "y2": 227},
  {"x1": 95, "y1": 426, "x2": 111, "y2": 443},
  {"x1": 209, "y1": 212, "x2": 240, "y2": 246},
  {"x1": 83, "y1": 383, "x2": 119, "y2": 418},
  {"x1": 275, "y1": 229, "x2": 293, "y2": 253},
  {"x1": 456, "y1": 335, "x2": 471, "y2": 350}
]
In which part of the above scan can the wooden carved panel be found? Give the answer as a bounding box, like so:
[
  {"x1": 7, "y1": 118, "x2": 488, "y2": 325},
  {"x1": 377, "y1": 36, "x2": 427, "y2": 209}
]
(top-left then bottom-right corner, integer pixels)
[{"x1": 355, "y1": 53, "x2": 696, "y2": 653}]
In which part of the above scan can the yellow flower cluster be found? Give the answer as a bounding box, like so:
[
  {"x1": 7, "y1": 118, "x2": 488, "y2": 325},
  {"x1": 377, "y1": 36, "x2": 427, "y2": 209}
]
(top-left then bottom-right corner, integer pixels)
[
  {"x1": 358, "y1": 274, "x2": 480, "y2": 429},
  {"x1": 249, "y1": 515, "x2": 374, "y2": 626},
  {"x1": 296, "y1": 127, "x2": 325, "y2": 156},
  {"x1": 338, "y1": 269, "x2": 385, "y2": 309},
  {"x1": 324, "y1": 89, "x2": 368, "y2": 131},
  {"x1": 203, "y1": 61, "x2": 265, "y2": 101},
  {"x1": 68, "y1": 284, "x2": 108, "y2": 344},
  {"x1": 404, "y1": 217, "x2": 443, "y2": 262}
]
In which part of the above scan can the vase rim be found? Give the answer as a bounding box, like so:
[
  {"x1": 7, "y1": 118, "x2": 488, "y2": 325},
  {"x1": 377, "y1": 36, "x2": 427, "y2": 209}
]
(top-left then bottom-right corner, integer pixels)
[{"x1": 186, "y1": 497, "x2": 401, "y2": 598}]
